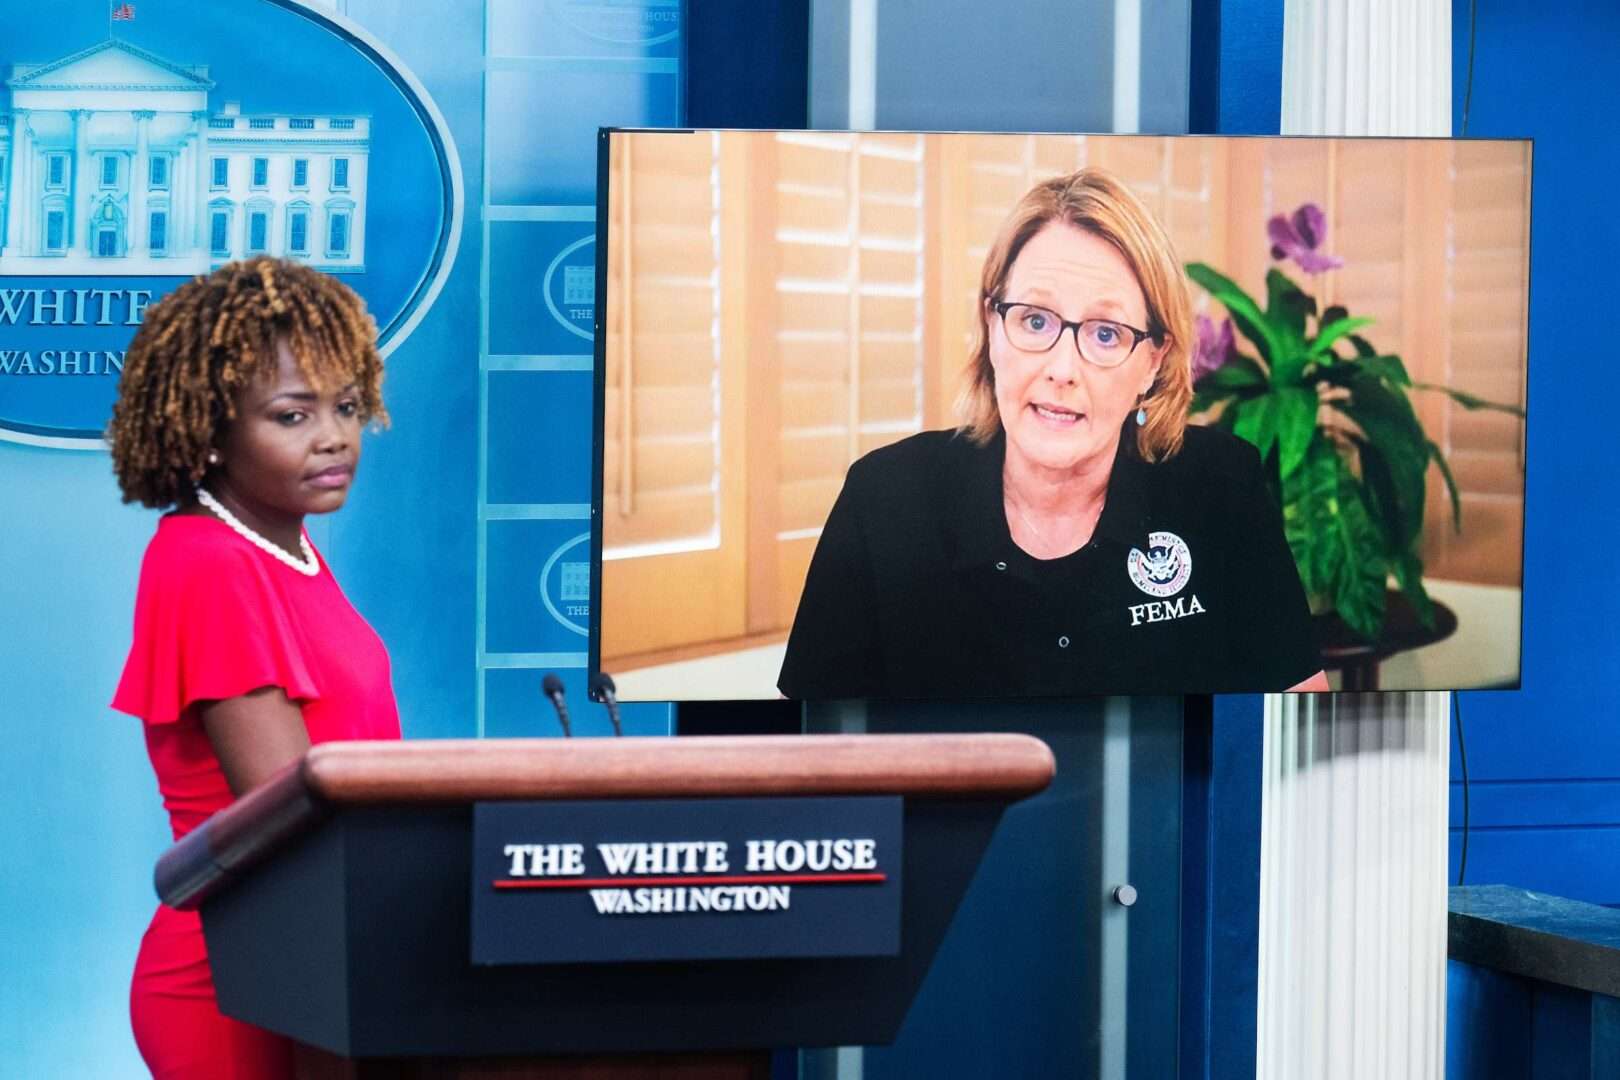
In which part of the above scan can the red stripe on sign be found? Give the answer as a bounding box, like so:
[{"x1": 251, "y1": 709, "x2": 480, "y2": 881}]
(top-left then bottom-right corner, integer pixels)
[{"x1": 493, "y1": 872, "x2": 887, "y2": 890}]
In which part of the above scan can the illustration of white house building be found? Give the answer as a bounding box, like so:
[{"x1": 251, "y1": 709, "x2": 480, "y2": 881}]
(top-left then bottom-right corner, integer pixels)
[{"x1": 0, "y1": 40, "x2": 368, "y2": 276}]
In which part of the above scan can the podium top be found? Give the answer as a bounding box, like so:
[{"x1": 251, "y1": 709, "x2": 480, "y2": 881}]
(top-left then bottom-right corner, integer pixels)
[
  {"x1": 157, "y1": 734, "x2": 1054, "y2": 909},
  {"x1": 295, "y1": 734, "x2": 1054, "y2": 801}
]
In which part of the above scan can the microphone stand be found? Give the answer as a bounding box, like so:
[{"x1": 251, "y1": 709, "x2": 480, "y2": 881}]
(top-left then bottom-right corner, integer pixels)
[{"x1": 590, "y1": 672, "x2": 624, "y2": 737}]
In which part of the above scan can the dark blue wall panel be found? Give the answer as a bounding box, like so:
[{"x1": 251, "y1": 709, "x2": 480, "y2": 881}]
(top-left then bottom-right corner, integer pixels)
[
  {"x1": 1447, "y1": 960, "x2": 1534, "y2": 1080},
  {"x1": 1447, "y1": 0, "x2": 1620, "y2": 905},
  {"x1": 1188, "y1": 0, "x2": 1283, "y2": 134},
  {"x1": 687, "y1": 1, "x2": 808, "y2": 129},
  {"x1": 1185, "y1": 6, "x2": 1282, "y2": 1071}
]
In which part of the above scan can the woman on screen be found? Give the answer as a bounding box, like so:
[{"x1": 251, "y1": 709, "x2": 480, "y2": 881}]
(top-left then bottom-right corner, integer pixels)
[
  {"x1": 778, "y1": 168, "x2": 1329, "y2": 700},
  {"x1": 109, "y1": 258, "x2": 400, "y2": 1078}
]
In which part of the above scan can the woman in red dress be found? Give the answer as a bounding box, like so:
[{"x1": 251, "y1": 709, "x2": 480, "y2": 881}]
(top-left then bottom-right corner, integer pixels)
[{"x1": 108, "y1": 258, "x2": 401, "y2": 1079}]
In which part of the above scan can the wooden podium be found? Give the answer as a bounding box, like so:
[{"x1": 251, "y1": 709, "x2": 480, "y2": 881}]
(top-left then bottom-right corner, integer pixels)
[{"x1": 155, "y1": 734, "x2": 1055, "y2": 1078}]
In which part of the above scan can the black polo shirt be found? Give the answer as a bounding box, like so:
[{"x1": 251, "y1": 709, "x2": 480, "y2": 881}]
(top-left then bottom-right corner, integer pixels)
[{"x1": 777, "y1": 425, "x2": 1321, "y2": 700}]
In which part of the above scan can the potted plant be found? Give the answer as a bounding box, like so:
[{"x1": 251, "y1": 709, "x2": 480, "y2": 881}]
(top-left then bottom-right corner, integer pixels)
[{"x1": 1185, "y1": 203, "x2": 1524, "y2": 641}]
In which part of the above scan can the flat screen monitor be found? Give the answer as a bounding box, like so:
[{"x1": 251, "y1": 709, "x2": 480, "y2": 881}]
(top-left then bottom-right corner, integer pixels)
[{"x1": 590, "y1": 129, "x2": 1530, "y2": 702}]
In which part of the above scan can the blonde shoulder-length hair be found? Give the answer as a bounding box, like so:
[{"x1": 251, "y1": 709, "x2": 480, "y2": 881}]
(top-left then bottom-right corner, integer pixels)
[{"x1": 953, "y1": 167, "x2": 1195, "y2": 462}]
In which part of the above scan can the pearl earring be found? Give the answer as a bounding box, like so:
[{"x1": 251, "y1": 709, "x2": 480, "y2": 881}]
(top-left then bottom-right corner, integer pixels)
[{"x1": 207, "y1": 450, "x2": 222, "y2": 466}]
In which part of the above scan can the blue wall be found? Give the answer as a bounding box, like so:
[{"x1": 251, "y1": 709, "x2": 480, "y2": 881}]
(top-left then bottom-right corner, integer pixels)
[
  {"x1": 1188, "y1": 0, "x2": 1284, "y2": 134},
  {"x1": 1446, "y1": 0, "x2": 1620, "y2": 904}
]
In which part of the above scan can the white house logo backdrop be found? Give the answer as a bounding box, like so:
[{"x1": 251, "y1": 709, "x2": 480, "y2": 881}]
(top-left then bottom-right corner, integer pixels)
[
  {"x1": 541, "y1": 531, "x2": 592, "y2": 637},
  {"x1": 553, "y1": 0, "x2": 681, "y2": 47},
  {"x1": 543, "y1": 235, "x2": 594, "y2": 342},
  {"x1": 0, "y1": 1, "x2": 460, "y2": 448}
]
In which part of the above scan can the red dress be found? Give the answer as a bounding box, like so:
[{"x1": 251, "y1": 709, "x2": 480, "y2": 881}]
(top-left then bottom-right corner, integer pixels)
[{"x1": 113, "y1": 515, "x2": 401, "y2": 1079}]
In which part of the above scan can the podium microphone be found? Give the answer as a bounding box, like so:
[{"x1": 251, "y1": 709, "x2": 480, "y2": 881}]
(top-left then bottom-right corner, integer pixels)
[
  {"x1": 541, "y1": 673, "x2": 571, "y2": 738},
  {"x1": 590, "y1": 672, "x2": 623, "y2": 737}
]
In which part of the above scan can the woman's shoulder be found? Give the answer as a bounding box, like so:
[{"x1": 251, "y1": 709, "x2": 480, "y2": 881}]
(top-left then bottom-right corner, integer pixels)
[
  {"x1": 1161, "y1": 424, "x2": 1265, "y2": 481},
  {"x1": 846, "y1": 428, "x2": 984, "y2": 484},
  {"x1": 138, "y1": 513, "x2": 268, "y2": 586},
  {"x1": 1173, "y1": 422, "x2": 1262, "y2": 464}
]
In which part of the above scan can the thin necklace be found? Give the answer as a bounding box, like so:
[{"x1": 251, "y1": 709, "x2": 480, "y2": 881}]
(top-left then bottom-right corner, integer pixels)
[
  {"x1": 195, "y1": 487, "x2": 320, "y2": 576},
  {"x1": 1008, "y1": 495, "x2": 1050, "y2": 546},
  {"x1": 1005, "y1": 484, "x2": 1101, "y2": 556}
]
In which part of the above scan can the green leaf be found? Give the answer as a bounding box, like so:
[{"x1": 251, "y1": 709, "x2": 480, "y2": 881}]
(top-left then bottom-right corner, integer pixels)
[
  {"x1": 1356, "y1": 449, "x2": 1405, "y2": 555},
  {"x1": 1309, "y1": 315, "x2": 1377, "y2": 357},
  {"x1": 1392, "y1": 549, "x2": 1437, "y2": 631},
  {"x1": 1282, "y1": 441, "x2": 1388, "y2": 639},
  {"x1": 1428, "y1": 440, "x2": 1463, "y2": 532},
  {"x1": 1266, "y1": 268, "x2": 1315, "y2": 344},
  {"x1": 1354, "y1": 354, "x2": 1412, "y2": 387},
  {"x1": 1194, "y1": 353, "x2": 1269, "y2": 394},
  {"x1": 1347, "y1": 333, "x2": 1378, "y2": 359},
  {"x1": 1275, "y1": 387, "x2": 1318, "y2": 479},
  {"x1": 1340, "y1": 374, "x2": 1430, "y2": 550},
  {"x1": 1329, "y1": 485, "x2": 1389, "y2": 641},
  {"x1": 1263, "y1": 270, "x2": 1317, "y2": 386},
  {"x1": 1231, "y1": 393, "x2": 1281, "y2": 461},
  {"x1": 1321, "y1": 305, "x2": 1349, "y2": 327},
  {"x1": 1412, "y1": 382, "x2": 1526, "y2": 417},
  {"x1": 1185, "y1": 263, "x2": 1281, "y2": 364},
  {"x1": 1281, "y1": 442, "x2": 1338, "y2": 599}
]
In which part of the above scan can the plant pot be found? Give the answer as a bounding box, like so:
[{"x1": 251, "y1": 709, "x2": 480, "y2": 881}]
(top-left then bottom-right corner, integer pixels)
[{"x1": 1311, "y1": 590, "x2": 1458, "y2": 691}]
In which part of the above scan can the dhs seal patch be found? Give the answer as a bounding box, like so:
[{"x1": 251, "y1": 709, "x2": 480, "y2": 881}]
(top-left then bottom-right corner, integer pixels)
[{"x1": 1127, "y1": 531, "x2": 1192, "y2": 598}]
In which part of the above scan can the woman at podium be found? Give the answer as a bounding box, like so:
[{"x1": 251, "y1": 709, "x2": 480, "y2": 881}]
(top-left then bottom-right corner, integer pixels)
[
  {"x1": 778, "y1": 168, "x2": 1329, "y2": 701},
  {"x1": 109, "y1": 258, "x2": 401, "y2": 1078}
]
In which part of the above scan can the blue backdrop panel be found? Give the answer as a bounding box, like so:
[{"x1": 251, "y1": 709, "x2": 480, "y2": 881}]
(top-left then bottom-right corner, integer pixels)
[
  {"x1": 0, "y1": 0, "x2": 477, "y2": 1071},
  {"x1": 487, "y1": 369, "x2": 594, "y2": 504},
  {"x1": 476, "y1": 0, "x2": 682, "y2": 738},
  {"x1": 487, "y1": 218, "x2": 596, "y2": 356},
  {"x1": 486, "y1": 68, "x2": 679, "y2": 206},
  {"x1": 330, "y1": 0, "x2": 484, "y2": 747},
  {"x1": 1446, "y1": 0, "x2": 1620, "y2": 904},
  {"x1": 484, "y1": 517, "x2": 592, "y2": 656},
  {"x1": 0, "y1": 450, "x2": 170, "y2": 1078},
  {"x1": 489, "y1": 0, "x2": 682, "y2": 59},
  {"x1": 0, "y1": 1, "x2": 683, "y2": 1072}
]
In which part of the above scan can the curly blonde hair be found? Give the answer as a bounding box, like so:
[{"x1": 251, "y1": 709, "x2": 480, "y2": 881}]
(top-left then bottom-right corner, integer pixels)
[
  {"x1": 955, "y1": 167, "x2": 1194, "y2": 462},
  {"x1": 108, "y1": 257, "x2": 387, "y2": 508}
]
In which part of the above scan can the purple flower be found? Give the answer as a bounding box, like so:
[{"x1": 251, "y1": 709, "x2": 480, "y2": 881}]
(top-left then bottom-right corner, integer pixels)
[
  {"x1": 1192, "y1": 315, "x2": 1237, "y2": 380},
  {"x1": 1268, "y1": 203, "x2": 1344, "y2": 274}
]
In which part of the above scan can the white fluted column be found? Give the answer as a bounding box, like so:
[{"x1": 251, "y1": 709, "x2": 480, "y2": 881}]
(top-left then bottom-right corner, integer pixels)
[
  {"x1": 1282, "y1": 0, "x2": 1451, "y2": 138},
  {"x1": 1258, "y1": 693, "x2": 1450, "y2": 1080},
  {"x1": 1261, "y1": 5, "x2": 1453, "y2": 1080}
]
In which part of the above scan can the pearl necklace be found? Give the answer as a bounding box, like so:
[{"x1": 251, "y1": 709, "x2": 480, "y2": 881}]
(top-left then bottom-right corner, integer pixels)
[{"x1": 195, "y1": 487, "x2": 320, "y2": 576}]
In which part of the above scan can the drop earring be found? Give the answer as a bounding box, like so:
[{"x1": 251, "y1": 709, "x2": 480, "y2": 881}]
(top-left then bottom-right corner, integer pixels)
[{"x1": 1135, "y1": 402, "x2": 1148, "y2": 426}]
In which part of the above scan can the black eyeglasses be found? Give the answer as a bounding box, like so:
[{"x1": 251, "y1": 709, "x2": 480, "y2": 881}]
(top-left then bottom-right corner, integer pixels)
[{"x1": 992, "y1": 300, "x2": 1159, "y2": 369}]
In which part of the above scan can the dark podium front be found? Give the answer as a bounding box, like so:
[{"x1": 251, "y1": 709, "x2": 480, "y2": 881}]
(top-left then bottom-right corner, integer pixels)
[{"x1": 155, "y1": 734, "x2": 1055, "y2": 1078}]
